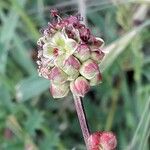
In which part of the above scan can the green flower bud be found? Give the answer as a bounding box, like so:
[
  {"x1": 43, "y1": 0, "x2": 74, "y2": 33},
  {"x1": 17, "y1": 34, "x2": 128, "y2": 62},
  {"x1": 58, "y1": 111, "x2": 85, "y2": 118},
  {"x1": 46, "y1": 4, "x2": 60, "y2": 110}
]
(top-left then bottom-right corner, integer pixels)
[
  {"x1": 80, "y1": 59, "x2": 99, "y2": 80},
  {"x1": 50, "y1": 82, "x2": 69, "y2": 98},
  {"x1": 74, "y1": 44, "x2": 90, "y2": 62},
  {"x1": 91, "y1": 50, "x2": 104, "y2": 64},
  {"x1": 55, "y1": 55, "x2": 81, "y2": 80},
  {"x1": 49, "y1": 67, "x2": 68, "y2": 84},
  {"x1": 90, "y1": 72, "x2": 102, "y2": 86}
]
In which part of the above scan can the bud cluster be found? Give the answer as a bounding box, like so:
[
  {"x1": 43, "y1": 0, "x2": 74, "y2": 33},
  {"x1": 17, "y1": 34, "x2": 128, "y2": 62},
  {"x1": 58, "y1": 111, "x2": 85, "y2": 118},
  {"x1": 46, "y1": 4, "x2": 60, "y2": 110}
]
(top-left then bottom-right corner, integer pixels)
[
  {"x1": 37, "y1": 10, "x2": 105, "y2": 98},
  {"x1": 88, "y1": 131, "x2": 117, "y2": 150}
]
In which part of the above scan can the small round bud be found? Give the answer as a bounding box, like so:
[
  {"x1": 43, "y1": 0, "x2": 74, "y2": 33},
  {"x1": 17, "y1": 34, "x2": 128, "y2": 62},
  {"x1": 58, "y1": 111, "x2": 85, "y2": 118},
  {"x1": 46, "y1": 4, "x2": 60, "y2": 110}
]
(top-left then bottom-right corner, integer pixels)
[
  {"x1": 55, "y1": 55, "x2": 80, "y2": 80},
  {"x1": 49, "y1": 67, "x2": 68, "y2": 84},
  {"x1": 88, "y1": 131, "x2": 117, "y2": 150},
  {"x1": 50, "y1": 82, "x2": 69, "y2": 98},
  {"x1": 90, "y1": 72, "x2": 102, "y2": 86},
  {"x1": 74, "y1": 44, "x2": 90, "y2": 62},
  {"x1": 91, "y1": 50, "x2": 105, "y2": 64},
  {"x1": 70, "y1": 76, "x2": 90, "y2": 97},
  {"x1": 80, "y1": 59, "x2": 99, "y2": 80},
  {"x1": 90, "y1": 37, "x2": 104, "y2": 50}
]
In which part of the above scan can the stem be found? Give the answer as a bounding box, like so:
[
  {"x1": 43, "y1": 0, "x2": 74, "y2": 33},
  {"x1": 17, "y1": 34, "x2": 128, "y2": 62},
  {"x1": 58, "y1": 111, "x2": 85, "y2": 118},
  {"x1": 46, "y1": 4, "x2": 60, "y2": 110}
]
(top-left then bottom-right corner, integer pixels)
[{"x1": 73, "y1": 94, "x2": 90, "y2": 149}]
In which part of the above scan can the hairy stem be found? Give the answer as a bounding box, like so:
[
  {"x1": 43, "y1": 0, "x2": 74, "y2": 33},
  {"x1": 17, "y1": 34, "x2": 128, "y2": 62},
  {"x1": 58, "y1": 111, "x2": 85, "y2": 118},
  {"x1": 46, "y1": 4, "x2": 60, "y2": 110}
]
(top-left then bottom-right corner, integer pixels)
[{"x1": 73, "y1": 94, "x2": 90, "y2": 149}]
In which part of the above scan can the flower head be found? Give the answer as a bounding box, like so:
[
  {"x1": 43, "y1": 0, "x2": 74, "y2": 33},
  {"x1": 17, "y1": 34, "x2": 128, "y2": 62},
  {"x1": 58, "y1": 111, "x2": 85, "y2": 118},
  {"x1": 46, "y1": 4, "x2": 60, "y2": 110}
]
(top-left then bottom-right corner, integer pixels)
[
  {"x1": 37, "y1": 9, "x2": 105, "y2": 98},
  {"x1": 88, "y1": 131, "x2": 117, "y2": 150}
]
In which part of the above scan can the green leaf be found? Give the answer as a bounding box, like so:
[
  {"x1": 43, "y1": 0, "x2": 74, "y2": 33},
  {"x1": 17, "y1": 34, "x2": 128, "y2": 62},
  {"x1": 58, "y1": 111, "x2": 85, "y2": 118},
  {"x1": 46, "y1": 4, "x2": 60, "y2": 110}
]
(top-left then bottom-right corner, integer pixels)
[
  {"x1": 16, "y1": 76, "x2": 49, "y2": 101},
  {"x1": 11, "y1": 0, "x2": 40, "y2": 40},
  {"x1": 100, "y1": 20, "x2": 150, "y2": 72},
  {"x1": 11, "y1": 35, "x2": 36, "y2": 75},
  {"x1": 24, "y1": 110, "x2": 44, "y2": 135}
]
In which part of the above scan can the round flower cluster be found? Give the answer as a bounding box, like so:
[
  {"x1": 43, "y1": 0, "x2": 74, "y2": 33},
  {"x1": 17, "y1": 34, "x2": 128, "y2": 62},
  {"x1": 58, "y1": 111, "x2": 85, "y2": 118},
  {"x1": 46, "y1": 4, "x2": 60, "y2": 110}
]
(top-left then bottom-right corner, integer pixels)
[
  {"x1": 88, "y1": 131, "x2": 117, "y2": 150},
  {"x1": 37, "y1": 10, "x2": 105, "y2": 98}
]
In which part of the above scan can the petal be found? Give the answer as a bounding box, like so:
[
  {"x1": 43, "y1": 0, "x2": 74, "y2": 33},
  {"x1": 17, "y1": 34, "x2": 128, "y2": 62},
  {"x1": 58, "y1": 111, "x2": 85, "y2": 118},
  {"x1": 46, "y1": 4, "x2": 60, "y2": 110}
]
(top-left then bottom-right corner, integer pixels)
[
  {"x1": 43, "y1": 43, "x2": 56, "y2": 59},
  {"x1": 52, "y1": 31, "x2": 66, "y2": 47},
  {"x1": 49, "y1": 67, "x2": 68, "y2": 84},
  {"x1": 54, "y1": 54, "x2": 65, "y2": 69},
  {"x1": 64, "y1": 38, "x2": 78, "y2": 56},
  {"x1": 50, "y1": 82, "x2": 70, "y2": 98},
  {"x1": 80, "y1": 59, "x2": 99, "y2": 80},
  {"x1": 70, "y1": 76, "x2": 90, "y2": 97}
]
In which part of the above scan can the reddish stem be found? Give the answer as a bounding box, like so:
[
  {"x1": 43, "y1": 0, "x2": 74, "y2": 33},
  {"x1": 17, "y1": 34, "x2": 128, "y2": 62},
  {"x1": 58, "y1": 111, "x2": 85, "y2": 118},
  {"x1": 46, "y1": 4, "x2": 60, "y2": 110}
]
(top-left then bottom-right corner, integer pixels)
[{"x1": 73, "y1": 94, "x2": 90, "y2": 149}]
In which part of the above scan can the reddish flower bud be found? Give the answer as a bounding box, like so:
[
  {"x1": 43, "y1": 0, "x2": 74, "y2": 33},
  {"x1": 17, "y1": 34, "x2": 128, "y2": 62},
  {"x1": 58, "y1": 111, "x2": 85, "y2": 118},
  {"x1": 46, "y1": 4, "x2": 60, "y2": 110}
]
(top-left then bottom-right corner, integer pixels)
[
  {"x1": 74, "y1": 44, "x2": 90, "y2": 62},
  {"x1": 79, "y1": 28, "x2": 90, "y2": 42},
  {"x1": 90, "y1": 72, "x2": 102, "y2": 86},
  {"x1": 67, "y1": 16, "x2": 78, "y2": 25},
  {"x1": 89, "y1": 37, "x2": 104, "y2": 50},
  {"x1": 50, "y1": 82, "x2": 69, "y2": 98},
  {"x1": 88, "y1": 132, "x2": 117, "y2": 150},
  {"x1": 55, "y1": 55, "x2": 81, "y2": 80},
  {"x1": 49, "y1": 67, "x2": 68, "y2": 84},
  {"x1": 70, "y1": 76, "x2": 90, "y2": 97},
  {"x1": 91, "y1": 50, "x2": 105, "y2": 64},
  {"x1": 80, "y1": 59, "x2": 99, "y2": 80}
]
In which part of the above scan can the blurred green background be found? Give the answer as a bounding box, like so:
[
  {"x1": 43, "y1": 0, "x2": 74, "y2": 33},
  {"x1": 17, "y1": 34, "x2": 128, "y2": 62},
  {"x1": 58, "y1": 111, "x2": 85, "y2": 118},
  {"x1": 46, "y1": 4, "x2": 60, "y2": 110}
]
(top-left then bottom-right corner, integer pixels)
[{"x1": 0, "y1": 0, "x2": 150, "y2": 150}]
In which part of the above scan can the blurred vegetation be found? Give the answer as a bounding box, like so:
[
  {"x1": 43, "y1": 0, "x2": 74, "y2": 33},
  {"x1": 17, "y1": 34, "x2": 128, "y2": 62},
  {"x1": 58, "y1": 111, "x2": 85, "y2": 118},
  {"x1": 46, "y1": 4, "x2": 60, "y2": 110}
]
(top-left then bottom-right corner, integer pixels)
[{"x1": 0, "y1": 0, "x2": 150, "y2": 150}]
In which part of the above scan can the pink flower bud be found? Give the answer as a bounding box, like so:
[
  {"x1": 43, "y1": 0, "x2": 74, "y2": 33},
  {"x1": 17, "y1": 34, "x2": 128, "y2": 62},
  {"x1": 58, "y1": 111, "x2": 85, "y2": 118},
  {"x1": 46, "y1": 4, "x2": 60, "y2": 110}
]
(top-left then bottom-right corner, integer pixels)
[
  {"x1": 49, "y1": 67, "x2": 68, "y2": 84},
  {"x1": 89, "y1": 37, "x2": 104, "y2": 50},
  {"x1": 91, "y1": 50, "x2": 105, "y2": 64},
  {"x1": 70, "y1": 76, "x2": 90, "y2": 97},
  {"x1": 79, "y1": 28, "x2": 90, "y2": 42},
  {"x1": 90, "y1": 72, "x2": 102, "y2": 86},
  {"x1": 67, "y1": 16, "x2": 78, "y2": 25},
  {"x1": 80, "y1": 59, "x2": 99, "y2": 80},
  {"x1": 55, "y1": 55, "x2": 81, "y2": 80},
  {"x1": 50, "y1": 82, "x2": 69, "y2": 98},
  {"x1": 88, "y1": 132, "x2": 117, "y2": 150},
  {"x1": 74, "y1": 44, "x2": 90, "y2": 62}
]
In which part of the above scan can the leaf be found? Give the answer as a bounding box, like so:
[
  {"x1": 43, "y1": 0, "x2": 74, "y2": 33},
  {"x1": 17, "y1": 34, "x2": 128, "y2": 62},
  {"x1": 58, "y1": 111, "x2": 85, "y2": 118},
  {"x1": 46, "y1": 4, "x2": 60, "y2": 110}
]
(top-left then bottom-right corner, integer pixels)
[
  {"x1": 24, "y1": 110, "x2": 44, "y2": 135},
  {"x1": 11, "y1": 35, "x2": 36, "y2": 75},
  {"x1": 100, "y1": 20, "x2": 150, "y2": 72},
  {"x1": 0, "y1": 84, "x2": 14, "y2": 112},
  {"x1": 16, "y1": 76, "x2": 50, "y2": 101},
  {"x1": 0, "y1": 0, "x2": 26, "y2": 74},
  {"x1": 11, "y1": 0, "x2": 40, "y2": 40}
]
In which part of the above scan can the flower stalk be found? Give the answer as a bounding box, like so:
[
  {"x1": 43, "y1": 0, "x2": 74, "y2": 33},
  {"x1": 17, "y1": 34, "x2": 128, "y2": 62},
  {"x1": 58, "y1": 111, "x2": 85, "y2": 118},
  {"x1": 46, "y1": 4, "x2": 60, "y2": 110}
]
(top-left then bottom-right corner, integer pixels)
[{"x1": 73, "y1": 94, "x2": 90, "y2": 149}]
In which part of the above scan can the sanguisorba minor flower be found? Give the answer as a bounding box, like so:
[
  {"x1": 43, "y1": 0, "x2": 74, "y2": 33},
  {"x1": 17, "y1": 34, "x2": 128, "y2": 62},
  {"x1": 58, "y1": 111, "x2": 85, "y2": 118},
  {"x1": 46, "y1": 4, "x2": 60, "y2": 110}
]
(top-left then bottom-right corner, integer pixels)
[
  {"x1": 88, "y1": 132, "x2": 117, "y2": 150},
  {"x1": 37, "y1": 9, "x2": 105, "y2": 98},
  {"x1": 37, "y1": 9, "x2": 117, "y2": 150}
]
